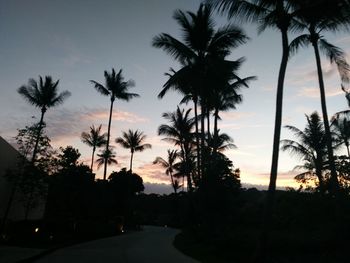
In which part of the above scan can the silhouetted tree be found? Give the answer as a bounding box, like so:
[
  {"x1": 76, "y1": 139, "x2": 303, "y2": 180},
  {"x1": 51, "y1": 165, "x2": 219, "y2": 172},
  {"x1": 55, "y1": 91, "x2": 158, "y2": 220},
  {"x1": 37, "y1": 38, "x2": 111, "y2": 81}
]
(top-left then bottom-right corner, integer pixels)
[
  {"x1": 153, "y1": 4, "x2": 249, "y2": 177},
  {"x1": 96, "y1": 148, "x2": 118, "y2": 170},
  {"x1": 115, "y1": 129, "x2": 151, "y2": 172},
  {"x1": 158, "y1": 107, "x2": 195, "y2": 190},
  {"x1": 281, "y1": 112, "x2": 328, "y2": 193},
  {"x1": 153, "y1": 149, "x2": 181, "y2": 194},
  {"x1": 290, "y1": 0, "x2": 350, "y2": 195},
  {"x1": 208, "y1": 0, "x2": 304, "y2": 260},
  {"x1": 18, "y1": 76, "x2": 70, "y2": 163},
  {"x1": 331, "y1": 115, "x2": 350, "y2": 158},
  {"x1": 45, "y1": 146, "x2": 94, "y2": 224},
  {"x1": 81, "y1": 124, "x2": 107, "y2": 172},
  {"x1": 91, "y1": 69, "x2": 139, "y2": 179}
]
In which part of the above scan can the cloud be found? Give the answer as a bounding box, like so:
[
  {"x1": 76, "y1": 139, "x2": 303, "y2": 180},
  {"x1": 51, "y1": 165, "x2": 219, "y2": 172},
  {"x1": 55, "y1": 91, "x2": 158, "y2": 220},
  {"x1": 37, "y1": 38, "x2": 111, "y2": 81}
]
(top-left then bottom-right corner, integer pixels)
[
  {"x1": 83, "y1": 109, "x2": 149, "y2": 123},
  {"x1": 296, "y1": 85, "x2": 343, "y2": 98},
  {"x1": 287, "y1": 62, "x2": 337, "y2": 85},
  {"x1": 50, "y1": 35, "x2": 91, "y2": 67},
  {"x1": 44, "y1": 107, "x2": 149, "y2": 146},
  {"x1": 134, "y1": 162, "x2": 170, "y2": 184},
  {"x1": 220, "y1": 111, "x2": 256, "y2": 120}
]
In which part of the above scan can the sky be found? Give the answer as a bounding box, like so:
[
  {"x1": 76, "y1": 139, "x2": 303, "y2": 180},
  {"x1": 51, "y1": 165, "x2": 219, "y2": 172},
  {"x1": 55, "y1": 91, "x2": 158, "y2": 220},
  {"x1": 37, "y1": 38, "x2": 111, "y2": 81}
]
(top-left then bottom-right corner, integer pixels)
[{"x1": 1, "y1": 0, "x2": 350, "y2": 194}]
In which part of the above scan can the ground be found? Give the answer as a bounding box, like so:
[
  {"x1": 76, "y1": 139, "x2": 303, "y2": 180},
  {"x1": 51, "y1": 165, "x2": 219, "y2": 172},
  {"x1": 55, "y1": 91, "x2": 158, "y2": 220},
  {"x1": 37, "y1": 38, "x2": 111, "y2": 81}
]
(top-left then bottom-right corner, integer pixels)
[{"x1": 1, "y1": 226, "x2": 199, "y2": 263}]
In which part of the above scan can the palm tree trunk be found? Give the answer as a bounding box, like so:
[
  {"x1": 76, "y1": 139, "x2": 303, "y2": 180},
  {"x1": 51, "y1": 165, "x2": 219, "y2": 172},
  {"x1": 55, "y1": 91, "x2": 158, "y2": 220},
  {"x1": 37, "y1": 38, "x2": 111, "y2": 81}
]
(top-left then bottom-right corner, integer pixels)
[
  {"x1": 32, "y1": 108, "x2": 46, "y2": 163},
  {"x1": 91, "y1": 147, "x2": 96, "y2": 172},
  {"x1": 213, "y1": 107, "x2": 219, "y2": 152},
  {"x1": 130, "y1": 150, "x2": 134, "y2": 173},
  {"x1": 312, "y1": 41, "x2": 340, "y2": 195},
  {"x1": 258, "y1": 29, "x2": 290, "y2": 263},
  {"x1": 193, "y1": 97, "x2": 201, "y2": 178},
  {"x1": 267, "y1": 29, "x2": 289, "y2": 202},
  {"x1": 104, "y1": 98, "x2": 115, "y2": 180},
  {"x1": 170, "y1": 172, "x2": 177, "y2": 194},
  {"x1": 207, "y1": 108, "x2": 211, "y2": 139},
  {"x1": 200, "y1": 103, "x2": 206, "y2": 176},
  {"x1": 315, "y1": 159, "x2": 325, "y2": 194}
]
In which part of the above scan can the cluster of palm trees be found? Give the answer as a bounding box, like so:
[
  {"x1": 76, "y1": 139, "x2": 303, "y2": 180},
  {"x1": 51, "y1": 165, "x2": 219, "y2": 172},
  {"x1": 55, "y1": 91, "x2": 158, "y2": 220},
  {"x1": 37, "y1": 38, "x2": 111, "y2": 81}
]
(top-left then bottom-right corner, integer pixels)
[
  {"x1": 151, "y1": 1, "x2": 349, "y2": 260},
  {"x1": 18, "y1": 69, "x2": 152, "y2": 180},
  {"x1": 208, "y1": 0, "x2": 350, "y2": 199},
  {"x1": 282, "y1": 110, "x2": 350, "y2": 193},
  {"x1": 152, "y1": 4, "x2": 254, "y2": 191}
]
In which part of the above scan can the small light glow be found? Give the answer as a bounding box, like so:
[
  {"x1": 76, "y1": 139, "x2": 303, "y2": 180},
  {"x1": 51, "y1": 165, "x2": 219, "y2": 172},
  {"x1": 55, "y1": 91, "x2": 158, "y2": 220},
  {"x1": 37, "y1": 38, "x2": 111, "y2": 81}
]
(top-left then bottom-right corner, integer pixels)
[{"x1": 34, "y1": 228, "x2": 39, "y2": 233}]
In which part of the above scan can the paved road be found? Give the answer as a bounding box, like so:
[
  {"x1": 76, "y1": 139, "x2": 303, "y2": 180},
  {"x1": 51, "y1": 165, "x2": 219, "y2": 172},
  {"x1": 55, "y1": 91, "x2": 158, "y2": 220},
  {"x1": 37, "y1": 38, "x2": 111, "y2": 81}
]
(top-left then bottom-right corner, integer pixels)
[{"x1": 35, "y1": 226, "x2": 199, "y2": 263}]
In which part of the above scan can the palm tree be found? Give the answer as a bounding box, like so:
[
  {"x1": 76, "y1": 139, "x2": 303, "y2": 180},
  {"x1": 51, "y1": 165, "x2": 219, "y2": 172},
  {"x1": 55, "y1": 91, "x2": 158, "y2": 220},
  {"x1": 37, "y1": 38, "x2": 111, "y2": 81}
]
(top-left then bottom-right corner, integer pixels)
[
  {"x1": 115, "y1": 129, "x2": 152, "y2": 172},
  {"x1": 91, "y1": 68, "x2": 139, "y2": 180},
  {"x1": 281, "y1": 112, "x2": 328, "y2": 193},
  {"x1": 96, "y1": 148, "x2": 118, "y2": 170},
  {"x1": 153, "y1": 149, "x2": 181, "y2": 194},
  {"x1": 208, "y1": 0, "x2": 303, "y2": 260},
  {"x1": 18, "y1": 76, "x2": 71, "y2": 163},
  {"x1": 81, "y1": 124, "x2": 107, "y2": 172},
  {"x1": 152, "y1": 4, "x2": 249, "y2": 177},
  {"x1": 289, "y1": 0, "x2": 350, "y2": 195},
  {"x1": 208, "y1": 0, "x2": 303, "y2": 205},
  {"x1": 158, "y1": 107, "x2": 195, "y2": 190},
  {"x1": 208, "y1": 132, "x2": 237, "y2": 154},
  {"x1": 331, "y1": 116, "x2": 350, "y2": 158}
]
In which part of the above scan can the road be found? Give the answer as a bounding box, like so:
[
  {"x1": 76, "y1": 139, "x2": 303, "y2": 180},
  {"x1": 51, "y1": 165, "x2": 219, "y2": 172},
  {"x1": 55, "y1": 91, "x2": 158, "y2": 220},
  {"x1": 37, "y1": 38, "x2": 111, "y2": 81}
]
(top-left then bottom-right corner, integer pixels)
[{"x1": 35, "y1": 226, "x2": 199, "y2": 263}]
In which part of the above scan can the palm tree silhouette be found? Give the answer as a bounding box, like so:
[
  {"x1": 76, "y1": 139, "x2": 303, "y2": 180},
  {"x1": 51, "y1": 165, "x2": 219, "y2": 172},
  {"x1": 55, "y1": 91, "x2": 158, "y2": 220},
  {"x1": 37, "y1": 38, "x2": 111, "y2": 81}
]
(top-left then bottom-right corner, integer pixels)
[
  {"x1": 208, "y1": 0, "x2": 304, "y2": 260},
  {"x1": 289, "y1": 0, "x2": 350, "y2": 195},
  {"x1": 208, "y1": 0, "x2": 303, "y2": 211},
  {"x1": 96, "y1": 148, "x2": 118, "y2": 170},
  {"x1": 81, "y1": 124, "x2": 107, "y2": 172},
  {"x1": 153, "y1": 3, "x2": 248, "y2": 176},
  {"x1": 153, "y1": 149, "x2": 181, "y2": 194},
  {"x1": 281, "y1": 112, "x2": 328, "y2": 193},
  {"x1": 18, "y1": 76, "x2": 71, "y2": 163},
  {"x1": 91, "y1": 68, "x2": 139, "y2": 180},
  {"x1": 115, "y1": 129, "x2": 152, "y2": 173},
  {"x1": 331, "y1": 116, "x2": 350, "y2": 158},
  {"x1": 158, "y1": 107, "x2": 195, "y2": 191}
]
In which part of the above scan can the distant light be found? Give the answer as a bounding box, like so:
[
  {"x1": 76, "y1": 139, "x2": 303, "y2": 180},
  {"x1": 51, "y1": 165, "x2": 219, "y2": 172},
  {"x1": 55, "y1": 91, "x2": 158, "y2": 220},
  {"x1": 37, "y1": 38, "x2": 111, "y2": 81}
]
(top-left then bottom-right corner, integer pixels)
[
  {"x1": 34, "y1": 227, "x2": 39, "y2": 233},
  {"x1": 164, "y1": 225, "x2": 167, "y2": 228}
]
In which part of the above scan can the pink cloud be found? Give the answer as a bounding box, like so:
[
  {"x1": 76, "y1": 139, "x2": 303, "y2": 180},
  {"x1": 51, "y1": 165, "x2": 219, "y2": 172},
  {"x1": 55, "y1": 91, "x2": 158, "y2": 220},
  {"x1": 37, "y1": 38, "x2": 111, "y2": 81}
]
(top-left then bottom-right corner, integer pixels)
[
  {"x1": 296, "y1": 85, "x2": 343, "y2": 98},
  {"x1": 134, "y1": 162, "x2": 170, "y2": 184},
  {"x1": 220, "y1": 111, "x2": 256, "y2": 120}
]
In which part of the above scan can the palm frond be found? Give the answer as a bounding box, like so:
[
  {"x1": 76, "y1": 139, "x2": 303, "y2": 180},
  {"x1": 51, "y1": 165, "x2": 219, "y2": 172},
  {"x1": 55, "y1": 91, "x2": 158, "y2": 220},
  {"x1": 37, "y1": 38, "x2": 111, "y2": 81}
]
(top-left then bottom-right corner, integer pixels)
[
  {"x1": 319, "y1": 38, "x2": 350, "y2": 83},
  {"x1": 289, "y1": 34, "x2": 310, "y2": 57}
]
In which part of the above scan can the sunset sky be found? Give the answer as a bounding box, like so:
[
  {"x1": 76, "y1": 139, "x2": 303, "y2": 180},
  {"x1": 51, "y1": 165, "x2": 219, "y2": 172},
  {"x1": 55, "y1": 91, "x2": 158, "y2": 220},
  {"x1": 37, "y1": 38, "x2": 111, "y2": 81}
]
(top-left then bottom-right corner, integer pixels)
[{"x1": 1, "y1": 0, "x2": 349, "y2": 193}]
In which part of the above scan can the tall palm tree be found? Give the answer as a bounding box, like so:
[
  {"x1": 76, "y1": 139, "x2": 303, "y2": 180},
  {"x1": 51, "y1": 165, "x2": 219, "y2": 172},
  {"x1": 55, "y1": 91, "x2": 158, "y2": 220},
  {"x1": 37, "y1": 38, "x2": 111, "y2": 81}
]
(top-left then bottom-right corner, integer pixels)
[
  {"x1": 158, "y1": 107, "x2": 195, "y2": 190},
  {"x1": 208, "y1": 0, "x2": 303, "y2": 260},
  {"x1": 96, "y1": 148, "x2": 118, "y2": 170},
  {"x1": 115, "y1": 129, "x2": 152, "y2": 172},
  {"x1": 281, "y1": 112, "x2": 328, "y2": 193},
  {"x1": 81, "y1": 124, "x2": 107, "y2": 172},
  {"x1": 331, "y1": 116, "x2": 350, "y2": 158},
  {"x1": 91, "y1": 68, "x2": 139, "y2": 180},
  {"x1": 152, "y1": 4, "x2": 249, "y2": 177},
  {"x1": 208, "y1": 0, "x2": 302, "y2": 203},
  {"x1": 18, "y1": 76, "x2": 71, "y2": 163},
  {"x1": 153, "y1": 149, "x2": 181, "y2": 194},
  {"x1": 289, "y1": 0, "x2": 350, "y2": 195}
]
